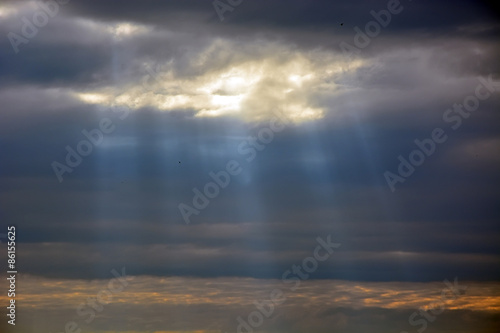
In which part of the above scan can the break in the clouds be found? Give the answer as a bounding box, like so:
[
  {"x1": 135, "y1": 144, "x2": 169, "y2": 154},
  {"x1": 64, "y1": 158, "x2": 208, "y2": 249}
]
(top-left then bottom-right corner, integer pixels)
[{"x1": 0, "y1": 1, "x2": 499, "y2": 333}]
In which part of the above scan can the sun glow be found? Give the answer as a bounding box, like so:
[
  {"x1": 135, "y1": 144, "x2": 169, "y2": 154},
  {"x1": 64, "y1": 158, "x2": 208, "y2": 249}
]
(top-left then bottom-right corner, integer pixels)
[
  {"x1": 106, "y1": 22, "x2": 150, "y2": 39},
  {"x1": 76, "y1": 93, "x2": 109, "y2": 104},
  {"x1": 71, "y1": 42, "x2": 366, "y2": 123},
  {"x1": 0, "y1": 5, "x2": 15, "y2": 17}
]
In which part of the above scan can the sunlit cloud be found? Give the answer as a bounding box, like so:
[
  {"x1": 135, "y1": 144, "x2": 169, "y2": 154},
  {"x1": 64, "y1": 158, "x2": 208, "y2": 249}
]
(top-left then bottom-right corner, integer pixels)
[
  {"x1": 76, "y1": 92, "x2": 110, "y2": 104},
  {"x1": 107, "y1": 22, "x2": 150, "y2": 39},
  {"x1": 3, "y1": 275, "x2": 499, "y2": 310},
  {"x1": 1, "y1": 275, "x2": 498, "y2": 333},
  {"x1": 0, "y1": 4, "x2": 16, "y2": 18},
  {"x1": 0, "y1": 1, "x2": 39, "y2": 18},
  {"x1": 69, "y1": 40, "x2": 364, "y2": 123}
]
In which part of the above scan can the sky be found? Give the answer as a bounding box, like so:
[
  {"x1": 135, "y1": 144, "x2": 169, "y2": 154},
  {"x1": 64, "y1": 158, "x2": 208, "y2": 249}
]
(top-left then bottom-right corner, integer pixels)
[{"x1": 0, "y1": 0, "x2": 499, "y2": 332}]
